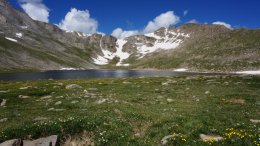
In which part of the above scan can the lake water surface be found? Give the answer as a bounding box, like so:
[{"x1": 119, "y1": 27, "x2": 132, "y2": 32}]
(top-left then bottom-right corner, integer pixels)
[{"x1": 0, "y1": 70, "x2": 230, "y2": 81}]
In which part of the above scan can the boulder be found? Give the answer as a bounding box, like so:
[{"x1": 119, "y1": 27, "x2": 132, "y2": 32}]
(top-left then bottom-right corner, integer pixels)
[
  {"x1": 23, "y1": 135, "x2": 57, "y2": 146},
  {"x1": 65, "y1": 84, "x2": 82, "y2": 89},
  {"x1": 0, "y1": 139, "x2": 22, "y2": 146}
]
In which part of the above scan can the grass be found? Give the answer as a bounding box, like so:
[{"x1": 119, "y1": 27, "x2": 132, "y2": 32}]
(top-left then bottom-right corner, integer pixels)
[{"x1": 0, "y1": 76, "x2": 259, "y2": 145}]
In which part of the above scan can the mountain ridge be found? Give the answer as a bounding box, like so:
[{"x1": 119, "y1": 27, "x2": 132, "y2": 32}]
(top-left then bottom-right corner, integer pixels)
[{"x1": 0, "y1": 0, "x2": 259, "y2": 72}]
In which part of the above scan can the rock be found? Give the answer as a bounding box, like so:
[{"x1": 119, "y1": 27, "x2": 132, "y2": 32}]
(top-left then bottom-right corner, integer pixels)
[
  {"x1": 0, "y1": 139, "x2": 22, "y2": 146},
  {"x1": 250, "y1": 119, "x2": 260, "y2": 123},
  {"x1": 54, "y1": 109, "x2": 65, "y2": 112},
  {"x1": 56, "y1": 83, "x2": 63, "y2": 86},
  {"x1": 34, "y1": 117, "x2": 48, "y2": 121},
  {"x1": 55, "y1": 101, "x2": 62, "y2": 105},
  {"x1": 161, "y1": 82, "x2": 169, "y2": 86},
  {"x1": 19, "y1": 86, "x2": 32, "y2": 90},
  {"x1": 205, "y1": 91, "x2": 210, "y2": 94},
  {"x1": 161, "y1": 135, "x2": 176, "y2": 145},
  {"x1": 200, "y1": 134, "x2": 223, "y2": 142},
  {"x1": 23, "y1": 135, "x2": 57, "y2": 146},
  {"x1": 18, "y1": 95, "x2": 30, "y2": 99},
  {"x1": 0, "y1": 118, "x2": 8, "y2": 122},
  {"x1": 96, "y1": 99, "x2": 107, "y2": 104},
  {"x1": 53, "y1": 86, "x2": 60, "y2": 89},
  {"x1": 47, "y1": 108, "x2": 65, "y2": 112},
  {"x1": 55, "y1": 96, "x2": 64, "y2": 99},
  {"x1": 0, "y1": 99, "x2": 6, "y2": 107},
  {"x1": 228, "y1": 99, "x2": 245, "y2": 104},
  {"x1": 0, "y1": 90, "x2": 9, "y2": 93},
  {"x1": 134, "y1": 133, "x2": 141, "y2": 137},
  {"x1": 41, "y1": 95, "x2": 52, "y2": 100},
  {"x1": 166, "y1": 98, "x2": 174, "y2": 103},
  {"x1": 123, "y1": 81, "x2": 131, "y2": 84},
  {"x1": 65, "y1": 84, "x2": 82, "y2": 89},
  {"x1": 88, "y1": 88, "x2": 98, "y2": 91},
  {"x1": 47, "y1": 108, "x2": 55, "y2": 111},
  {"x1": 71, "y1": 100, "x2": 79, "y2": 104}
]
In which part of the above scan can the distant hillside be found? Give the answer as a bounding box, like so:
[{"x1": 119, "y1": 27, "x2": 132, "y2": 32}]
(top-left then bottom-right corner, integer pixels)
[{"x1": 0, "y1": 0, "x2": 259, "y2": 72}]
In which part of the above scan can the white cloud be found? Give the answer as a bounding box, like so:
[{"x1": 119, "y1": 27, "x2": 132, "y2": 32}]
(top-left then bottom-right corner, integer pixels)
[
  {"x1": 212, "y1": 21, "x2": 233, "y2": 29},
  {"x1": 143, "y1": 11, "x2": 180, "y2": 33},
  {"x1": 111, "y1": 28, "x2": 139, "y2": 39},
  {"x1": 112, "y1": 11, "x2": 181, "y2": 39},
  {"x1": 188, "y1": 19, "x2": 199, "y2": 24},
  {"x1": 58, "y1": 8, "x2": 98, "y2": 34},
  {"x1": 183, "y1": 10, "x2": 188, "y2": 16},
  {"x1": 19, "y1": 0, "x2": 49, "y2": 23}
]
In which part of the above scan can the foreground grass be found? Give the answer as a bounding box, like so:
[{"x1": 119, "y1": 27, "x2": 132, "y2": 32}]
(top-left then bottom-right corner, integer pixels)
[{"x1": 0, "y1": 76, "x2": 259, "y2": 145}]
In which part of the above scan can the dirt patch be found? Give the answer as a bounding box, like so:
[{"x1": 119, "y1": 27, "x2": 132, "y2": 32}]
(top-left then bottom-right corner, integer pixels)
[
  {"x1": 61, "y1": 131, "x2": 94, "y2": 146},
  {"x1": 227, "y1": 98, "x2": 245, "y2": 104},
  {"x1": 132, "y1": 121, "x2": 152, "y2": 138},
  {"x1": 200, "y1": 134, "x2": 223, "y2": 142}
]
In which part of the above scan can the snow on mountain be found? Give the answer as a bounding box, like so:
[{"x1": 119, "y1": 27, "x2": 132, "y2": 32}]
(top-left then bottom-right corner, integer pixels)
[
  {"x1": 5, "y1": 37, "x2": 17, "y2": 42},
  {"x1": 15, "y1": 33, "x2": 23, "y2": 38},
  {"x1": 138, "y1": 28, "x2": 189, "y2": 58},
  {"x1": 92, "y1": 28, "x2": 190, "y2": 66},
  {"x1": 93, "y1": 39, "x2": 130, "y2": 66}
]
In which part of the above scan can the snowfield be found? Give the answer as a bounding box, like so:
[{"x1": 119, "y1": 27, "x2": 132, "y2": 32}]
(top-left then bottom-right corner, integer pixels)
[
  {"x1": 93, "y1": 28, "x2": 189, "y2": 66},
  {"x1": 5, "y1": 37, "x2": 17, "y2": 42},
  {"x1": 174, "y1": 68, "x2": 188, "y2": 72},
  {"x1": 236, "y1": 70, "x2": 260, "y2": 75},
  {"x1": 16, "y1": 33, "x2": 23, "y2": 38}
]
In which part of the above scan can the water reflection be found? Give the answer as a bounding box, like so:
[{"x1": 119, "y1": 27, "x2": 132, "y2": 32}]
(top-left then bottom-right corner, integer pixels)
[{"x1": 0, "y1": 70, "x2": 229, "y2": 81}]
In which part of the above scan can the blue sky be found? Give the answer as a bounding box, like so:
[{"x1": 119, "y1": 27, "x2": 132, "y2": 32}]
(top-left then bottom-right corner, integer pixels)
[{"x1": 8, "y1": 0, "x2": 260, "y2": 36}]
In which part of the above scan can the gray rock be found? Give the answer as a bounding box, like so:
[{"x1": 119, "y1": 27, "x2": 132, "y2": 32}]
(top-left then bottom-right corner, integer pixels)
[
  {"x1": 55, "y1": 96, "x2": 64, "y2": 99},
  {"x1": 19, "y1": 86, "x2": 32, "y2": 90},
  {"x1": 71, "y1": 100, "x2": 79, "y2": 104},
  {"x1": 0, "y1": 118, "x2": 8, "y2": 122},
  {"x1": 34, "y1": 117, "x2": 48, "y2": 121},
  {"x1": 65, "y1": 84, "x2": 82, "y2": 89},
  {"x1": 166, "y1": 98, "x2": 174, "y2": 103},
  {"x1": 55, "y1": 101, "x2": 62, "y2": 105},
  {"x1": 88, "y1": 88, "x2": 98, "y2": 91},
  {"x1": 0, "y1": 139, "x2": 22, "y2": 146},
  {"x1": 41, "y1": 95, "x2": 52, "y2": 100},
  {"x1": 0, "y1": 90, "x2": 9, "y2": 93},
  {"x1": 0, "y1": 99, "x2": 6, "y2": 107},
  {"x1": 205, "y1": 91, "x2": 210, "y2": 94},
  {"x1": 18, "y1": 95, "x2": 30, "y2": 99},
  {"x1": 23, "y1": 135, "x2": 58, "y2": 146}
]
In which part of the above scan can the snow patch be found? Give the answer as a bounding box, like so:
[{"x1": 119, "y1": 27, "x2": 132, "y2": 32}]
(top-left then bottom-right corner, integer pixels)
[
  {"x1": 21, "y1": 26, "x2": 28, "y2": 29},
  {"x1": 60, "y1": 68, "x2": 77, "y2": 70},
  {"x1": 174, "y1": 68, "x2": 188, "y2": 72},
  {"x1": 16, "y1": 33, "x2": 23, "y2": 38},
  {"x1": 5, "y1": 37, "x2": 17, "y2": 42},
  {"x1": 115, "y1": 39, "x2": 130, "y2": 66},
  {"x1": 93, "y1": 39, "x2": 130, "y2": 66},
  {"x1": 92, "y1": 55, "x2": 109, "y2": 65},
  {"x1": 139, "y1": 28, "x2": 189, "y2": 58},
  {"x1": 236, "y1": 70, "x2": 260, "y2": 75}
]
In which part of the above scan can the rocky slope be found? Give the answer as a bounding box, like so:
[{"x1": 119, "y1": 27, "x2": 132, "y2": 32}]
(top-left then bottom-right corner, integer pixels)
[{"x1": 0, "y1": 0, "x2": 259, "y2": 72}]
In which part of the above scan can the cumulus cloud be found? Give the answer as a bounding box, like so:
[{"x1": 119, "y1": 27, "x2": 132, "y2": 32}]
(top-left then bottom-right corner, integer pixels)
[
  {"x1": 183, "y1": 10, "x2": 188, "y2": 16},
  {"x1": 112, "y1": 11, "x2": 180, "y2": 39},
  {"x1": 19, "y1": 0, "x2": 49, "y2": 23},
  {"x1": 111, "y1": 28, "x2": 139, "y2": 39},
  {"x1": 188, "y1": 19, "x2": 199, "y2": 24},
  {"x1": 143, "y1": 11, "x2": 180, "y2": 33},
  {"x1": 212, "y1": 21, "x2": 233, "y2": 29},
  {"x1": 58, "y1": 8, "x2": 98, "y2": 34}
]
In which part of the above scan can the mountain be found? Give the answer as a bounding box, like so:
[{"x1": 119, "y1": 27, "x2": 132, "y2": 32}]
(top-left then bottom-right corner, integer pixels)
[{"x1": 0, "y1": 0, "x2": 259, "y2": 72}]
